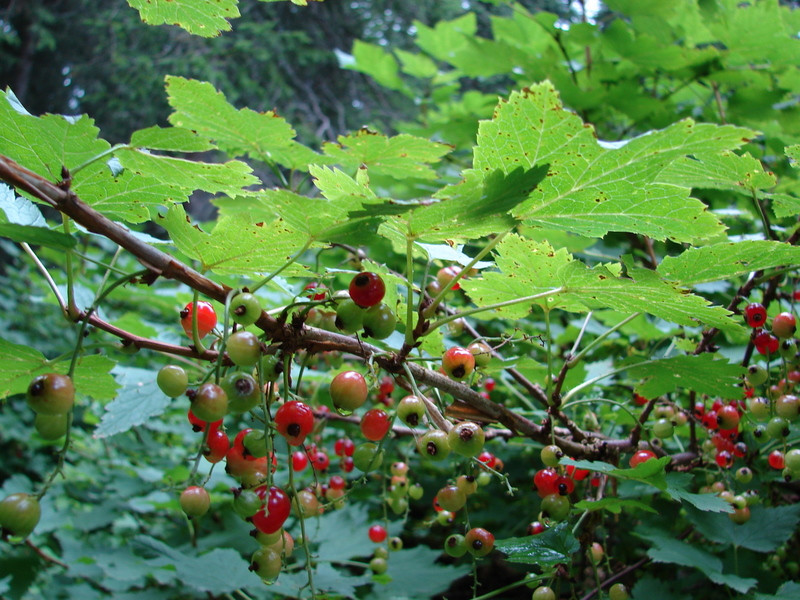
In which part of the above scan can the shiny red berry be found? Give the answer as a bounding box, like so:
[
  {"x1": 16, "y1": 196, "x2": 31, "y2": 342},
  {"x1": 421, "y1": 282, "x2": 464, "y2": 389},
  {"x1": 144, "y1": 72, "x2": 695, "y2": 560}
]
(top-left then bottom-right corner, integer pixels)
[
  {"x1": 744, "y1": 303, "x2": 767, "y2": 328},
  {"x1": 360, "y1": 408, "x2": 391, "y2": 441},
  {"x1": 303, "y1": 281, "x2": 328, "y2": 301},
  {"x1": 442, "y1": 347, "x2": 475, "y2": 380},
  {"x1": 180, "y1": 301, "x2": 217, "y2": 339},
  {"x1": 754, "y1": 331, "x2": 780, "y2": 355},
  {"x1": 768, "y1": 450, "x2": 785, "y2": 470},
  {"x1": 368, "y1": 524, "x2": 387, "y2": 543},
  {"x1": 292, "y1": 450, "x2": 309, "y2": 471},
  {"x1": 252, "y1": 486, "x2": 291, "y2": 534},
  {"x1": 348, "y1": 272, "x2": 385, "y2": 308},
  {"x1": 274, "y1": 401, "x2": 315, "y2": 446},
  {"x1": 203, "y1": 429, "x2": 230, "y2": 463},
  {"x1": 772, "y1": 312, "x2": 797, "y2": 339},
  {"x1": 533, "y1": 467, "x2": 560, "y2": 498},
  {"x1": 334, "y1": 437, "x2": 355, "y2": 457},
  {"x1": 629, "y1": 449, "x2": 656, "y2": 468}
]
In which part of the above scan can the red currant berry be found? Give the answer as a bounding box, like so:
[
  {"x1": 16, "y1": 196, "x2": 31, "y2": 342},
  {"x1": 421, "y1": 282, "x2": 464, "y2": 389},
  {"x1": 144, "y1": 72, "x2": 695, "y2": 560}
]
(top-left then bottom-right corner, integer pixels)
[
  {"x1": 378, "y1": 376, "x2": 394, "y2": 397},
  {"x1": 629, "y1": 449, "x2": 656, "y2": 468},
  {"x1": 768, "y1": 450, "x2": 785, "y2": 470},
  {"x1": 348, "y1": 272, "x2": 385, "y2": 308},
  {"x1": 717, "y1": 404, "x2": 741, "y2": 430},
  {"x1": 340, "y1": 456, "x2": 355, "y2": 472},
  {"x1": 477, "y1": 451, "x2": 497, "y2": 469},
  {"x1": 772, "y1": 312, "x2": 797, "y2": 338},
  {"x1": 436, "y1": 266, "x2": 461, "y2": 291},
  {"x1": 527, "y1": 521, "x2": 547, "y2": 535},
  {"x1": 188, "y1": 409, "x2": 222, "y2": 433},
  {"x1": 744, "y1": 303, "x2": 767, "y2": 328},
  {"x1": 360, "y1": 408, "x2": 391, "y2": 441},
  {"x1": 754, "y1": 331, "x2": 779, "y2": 355},
  {"x1": 465, "y1": 527, "x2": 494, "y2": 557},
  {"x1": 274, "y1": 400, "x2": 315, "y2": 446},
  {"x1": 303, "y1": 281, "x2": 328, "y2": 301},
  {"x1": 180, "y1": 486, "x2": 210, "y2": 517},
  {"x1": 311, "y1": 450, "x2": 330, "y2": 471},
  {"x1": 226, "y1": 330, "x2": 261, "y2": 367},
  {"x1": 533, "y1": 467, "x2": 560, "y2": 498},
  {"x1": 203, "y1": 429, "x2": 230, "y2": 463},
  {"x1": 442, "y1": 346, "x2": 476, "y2": 380},
  {"x1": 330, "y1": 371, "x2": 368, "y2": 413},
  {"x1": 334, "y1": 437, "x2": 355, "y2": 457},
  {"x1": 252, "y1": 486, "x2": 291, "y2": 535},
  {"x1": 329, "y1": 475, "x2": 346, "y2": 490},
  {"x1": 368, "y1": 524, "x2": 388, "y2": 543},
  {"x1": 484, "y1": 378, "x2": 496, "y2": 392},
  {"x1": 180, "y1": 300, "x2": 217, "y2": 339},
  {"x1": 555, "y1": 475, "x2": 575, "y2": 495},
  {"x1": 292, "y1": 450, "x2": 309, "y2": 471},
  {"x1": 566, "y1": 464, "x2": 590, "y2": 481},
  {"x1": 715, "y1": 450, "x2": 733, "y2": 469},
  {"x1": 633, "y1": 393, "x2": 649, "y2": 406},
  {"x1": 190, "y1": 383, "x2": 228, "y2": 422}
]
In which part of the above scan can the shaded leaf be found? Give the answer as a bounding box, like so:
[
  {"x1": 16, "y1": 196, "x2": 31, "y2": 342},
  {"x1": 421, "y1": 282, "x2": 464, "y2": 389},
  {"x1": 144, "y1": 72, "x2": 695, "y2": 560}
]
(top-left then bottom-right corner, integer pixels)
[
  {"x1": 159, "y1": 204, "x2": 310, "y2": 277},
  {"x1": 495, "y1": 522, "x2": 579, "y2": 566},
  {"x1": 685, "y1": 504, "x2": 800, "y2": 552},
  {"x1": 94, "y1": 367, "x2": 171, "y2": 438},
  {"x1": 627, "y1": 354, "x2": 745, "y2": 399},
  {"x1": 127, "y1": 0, "x2": 240, "y2": 38},
  {"x1": 473, "y1": 82, "x2": 753, "y2": 241},
  {"x1": 323, "y1": 129, "x2": 451, "y2": 180},
  {"x1": 573, "y1": 497, "x2": 657, "y2": 514},
  {"x1": 135, "y1": 535, "x2": 262, "y2": 594},
  {"x1": 166, "y1": 77, "x2": 322, "y2": 169},
  {"x1": 657, "y1": 241, "x2": 800, "y2": 286}
]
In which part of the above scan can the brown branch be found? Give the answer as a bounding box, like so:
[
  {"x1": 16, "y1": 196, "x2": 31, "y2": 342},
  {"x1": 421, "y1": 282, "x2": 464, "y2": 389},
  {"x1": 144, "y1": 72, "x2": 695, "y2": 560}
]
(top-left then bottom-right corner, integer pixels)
[
  {"x1": 0, "y1": 153, "x2": 699, "y2": 466},
  {"x1": 25, "y1": 539, "x2": 69, "y2": 569}
]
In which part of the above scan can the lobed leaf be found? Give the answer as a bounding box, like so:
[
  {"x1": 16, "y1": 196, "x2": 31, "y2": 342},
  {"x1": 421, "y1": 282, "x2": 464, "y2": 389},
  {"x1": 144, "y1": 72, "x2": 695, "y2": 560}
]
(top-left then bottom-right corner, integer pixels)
[
  {"x1": 495, "y1": 522, "x2": 579, "y2": 565},
  {"x1": 626, "y1": 354, "x2": 745, "y2": 399},
  {"x1": 658, "y1": 240, "x2": 800, "y2": 286},
  {"x1": 159, "y1": 204, "x2": 311, "y2": 277},
  {"x1": 473, "y1": 82, "x2": 755, "y2": 242},
  {"x1": 127, "y1": 0, "x2": 240, "y2": 38}
]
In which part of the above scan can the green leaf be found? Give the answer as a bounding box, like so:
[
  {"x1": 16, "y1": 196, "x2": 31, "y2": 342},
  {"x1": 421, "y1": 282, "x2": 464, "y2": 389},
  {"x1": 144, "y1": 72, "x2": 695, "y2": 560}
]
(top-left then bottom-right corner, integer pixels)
[
  {"x1": 473, "y1": 82, "x2": 754, "y2": 242},
  {"x1": 573, "y1": 497, "x2": 657, "y2": 514},
  {"x1": 0, "y1": 223, "x2": 76, "y2": 249},
  {"x1": 754, "y1": 581, "x2": 800, "y2": 600},
  {"x1": 0, "y1": 186, "x2": 45, "y2": 226},
  {"x1": 685, "y1": 504, "x2": 800, "y2": 552},
  {"x1": 135, "y1": 535, "x2": 261, "y2": 594},
  {"x1": 407, "y1": 166, "x2": 548, "y2": 242},
  {"x1": 495, "y1": 522, "x2": 579, "y2": 566},
  {"x1": 73, "y1": 167, "x2": 185, "y2": 224},
  {"x1": 461, "y1": 234, "x2": 739, "y2": 330},
  {"x1": 116, "y1": 148, "x2": 259, "y2": 197},
  {"x1": 129, "y1": 125, "x2": 216, "y2": 153},
  {"x1": 323, "y1": 129, "x2": 451, "y2": 180},
  {"x1": 658, "y1": 241, "x2": 800, "y2": 286},
  {"x1": 159, "y1": 204, "x2": 310, "y2": 277},
  {"x1": 460, "y1": 235, "x2": 577, "y2": 319},
  {"x1": 626, "y1": 354, "x2": 745, "y2": 399},
  {"x1": 93, "y1": 367, "x2": 172, "y2": 438},
  {"x1": 769, "y1": 192, "x2": 800, "y2": 219},
  {"x1": 166, "y1": 77, "x2": 321, "y2": 169},
  {"x1": 348, "y1": 41, "x2": 409, "y2": 93},
  {"x1": 562, "y1": 457, "x2": 669, "y2": 491},
  {"x1": 559, "y1": 261, "x2": 739, "y2": 332},
  {"x1": 0, "y1": 89, "x2": 110, "y2": 182},
  {"x1": 126, "y1": 0, "x2": 240, "y2": 38},
  {"x1": 660, "y1": 151, "x2": 776, "y2": 193},
  {"x1": 647, "y1": 535, "x2": 757, "y2": 594},
  {"x1": 664, "y1": 473, "x2": 733, "y2": 513}
]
